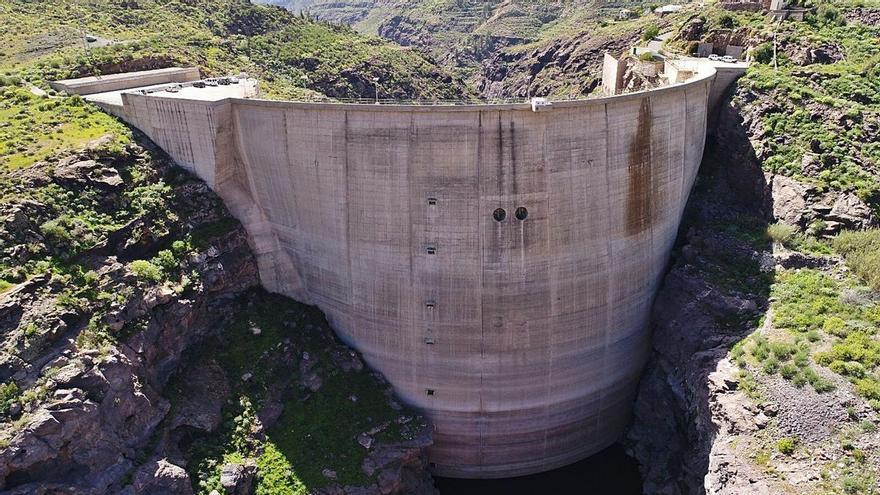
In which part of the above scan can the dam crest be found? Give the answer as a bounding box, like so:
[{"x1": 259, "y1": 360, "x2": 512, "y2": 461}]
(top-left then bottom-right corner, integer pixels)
[{"x1": 52, "y1": 61, "x2": 746, "y2": 478}]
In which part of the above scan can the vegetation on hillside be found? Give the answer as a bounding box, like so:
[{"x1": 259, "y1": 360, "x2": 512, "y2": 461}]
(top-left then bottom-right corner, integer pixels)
[
  {"x1": 182, "y1": 291, "x2": 425, "y2": 494},
  {"x1": 726, "y1": 227, "x2": 880, "y2": 494},
  {"x1": 678, "y1": 1, "x2": 880, "y2": 209},
  {"x1": 0, "y1": 0, "x2": 468, "y2": 100},
  {"x1": 0, "y1": 86, "x2": 130, "y2": 169},
  {"x1": 280, "y1": 0, "x2": 666, "y2": 88}
]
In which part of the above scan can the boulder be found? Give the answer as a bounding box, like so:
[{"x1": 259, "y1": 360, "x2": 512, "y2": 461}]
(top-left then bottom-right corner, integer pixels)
[
  {"x1": 131, "y1": 458, "x2": 193, "y2": 495},
  {"x1": 829, "y1": 192, "x2": 874, "y2": 229},
  {"x1": 220, "y1": 460, "x2": 257, "y2": 495},
  {"x1": 769, "y1": 174, "x2": 812, "y2": 228},
  {"x1": 53, "y1": 158, "x2": 124, "y2": 190},
  {"x1": 170, "y1": 361, "x2": 230, "y2": 432}
]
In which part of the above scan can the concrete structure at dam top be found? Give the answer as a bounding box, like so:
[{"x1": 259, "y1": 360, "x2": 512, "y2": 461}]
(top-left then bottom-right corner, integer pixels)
[{"x1": 54, "y1": 60, "x2": 746, "y2": 478}]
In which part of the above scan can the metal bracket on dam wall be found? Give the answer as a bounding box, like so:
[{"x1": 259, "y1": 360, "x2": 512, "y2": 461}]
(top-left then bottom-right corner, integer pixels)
[{"x1": 54, "y1": 61, "x2": 746, "y2": 479}]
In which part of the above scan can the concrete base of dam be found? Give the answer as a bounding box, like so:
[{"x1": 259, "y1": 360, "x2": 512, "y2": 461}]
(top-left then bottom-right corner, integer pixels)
[{"x1": 54, "y1": 61, "x2": 745, "y2": 478}]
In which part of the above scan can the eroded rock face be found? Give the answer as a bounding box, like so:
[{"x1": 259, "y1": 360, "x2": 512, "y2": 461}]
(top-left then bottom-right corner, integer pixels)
[
  {"x1": 0, "y1": 140, "x2": 256, "y2": 493},
  {"x1": 220, "y1": 461, "x2": 257, "y2": 495},
  {"x1": 0, "y1": 137, "x2": 437, "y2": 495},
  {"x1": 768, "y1": 174, "x2": 812, "y2": 228},
  {"x1": 626, "y1": 75, "x2": 879, "y2": 494},
  {"x1": 768, "y1": 174, "x2": 875, "y2": 234},
  {"x1": 625, "y1": 100, "x2": 775, "y2": 494},
  {"x1": 477, "y1": 25, "x2": 646, "y2": 98},
  {"x1": 129, "y1": 458, "x2": 194, "y2": 495},
  {"x1": 0, "y1": 230, "x2": 257, "y2": 493},
  {"x1": 846, "y1": 7, "x2": 880, "y2": 25}
]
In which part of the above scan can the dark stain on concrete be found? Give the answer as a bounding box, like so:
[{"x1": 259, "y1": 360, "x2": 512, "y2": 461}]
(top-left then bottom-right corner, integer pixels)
[
  {"x1": 509, "y1": 120, "x2": 517, "y2": 197},
  {"x1": 497, "y1": 112, "x2": 505, "y2": 199},
  {"x1": 626, "y1": 98, "x2": 653, "y2": 236}
]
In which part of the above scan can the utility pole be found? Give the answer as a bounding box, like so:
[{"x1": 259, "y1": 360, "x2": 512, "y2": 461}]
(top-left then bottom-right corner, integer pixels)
[{"x1": 772, "y1": 20, "x2": 780, "y2": 71}]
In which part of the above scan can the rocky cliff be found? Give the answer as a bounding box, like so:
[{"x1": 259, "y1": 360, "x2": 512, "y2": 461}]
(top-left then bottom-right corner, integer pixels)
[
  {"x1": 626, "y1": 6, "x2": 880, "y2": 494},
  {"x1": 0, "y1": 137, "x2": 435, "y2": 495}
]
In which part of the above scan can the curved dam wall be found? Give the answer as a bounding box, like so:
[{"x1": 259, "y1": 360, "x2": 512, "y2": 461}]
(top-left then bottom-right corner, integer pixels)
[{"x1": 105, "y1": 71, "x2": 713, "y2": 478}]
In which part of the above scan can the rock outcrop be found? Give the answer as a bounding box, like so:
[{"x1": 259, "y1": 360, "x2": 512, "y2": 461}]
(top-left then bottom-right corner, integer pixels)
[
  {"x1": 626, "y1": 97, "x2": 775, "y2": 494},
  {"x1": 478, "y1": 26, "x2": 645, "y2": 98},
  {"x1": 627, "y1": 52, "x2": 879, "y2": 493},
  {"x1": 0, "y1": 139, "x2": 435, "y2": 494}
]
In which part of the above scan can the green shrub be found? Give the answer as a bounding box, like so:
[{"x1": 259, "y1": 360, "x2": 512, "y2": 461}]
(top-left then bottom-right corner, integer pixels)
[
  {"x1": 769, "y1": 341, "x2": 797, "y2": 360},
  {"x1": 823, "y1": 316, "x2": 850, "y2": 337},
  {"x1": 718, "y1": 14, "x2": 736, "y2": 29},
  {"x1": 842, "y1": 475, "x2": 868, "y2": 495},
  {"x1": 751, "y1": 335, "x2": 770, "y2": 360},
  {"x1": 816, "y1": 332, "x2": 880, "y2": 368},
  {"x1": 788, "y1": 234, "x2": 833, "y2": 255},
  {"x1": 803, "y1": 367, "x2": 835, "y2": 392},
  {"x1": 847, "y1": 406, "x2": 858, "y2": 420},
  {"x1": 763, "y1": 356, "x2": 780, "y2": 374},
  {"x1": 777, "y1": 437, "x2": 796, "y2": 455},
  {"x1": 828, "y1": 360, "x2": 866, "y2": 378},
  {"x1": 0, "y1": 382, "x2": 20, "y2": 415},
  {"x1": 153, "y1": 249, "x2": 179, "y2": 274},
  {"x1": 39, "y1": 217, "x2": 74, "y2": 246},
  {"x1": 772, "y1": 271, "x2": 845, "y2": 333},
  {"x1": 793, "y1": 349, "x2": 810, "y2": 367},
  {"x1": 833, "y1": 229, "x2": 880, "y2": 291},
  {"x1": 130, "y1": 260, "x2": 163, "y2": 282},
  {"x1": 808, "y1": 220, "x2": 827, "y2": 237},
  {"x1": 767, "y1": 222, "x2": 795, "y2": 245},
  {"x1": 171, "y1": 240, "x2": 190, "y2": 255},
  {"x1": 815, "y1": 4, "x2": 844, "y2": 26},
  {"x1": 753, "y1": 43, "x2": 774, "y2": 64},
  {"x1": 780, "y1": 363, "x2": 799, "y2": 379},
  {"x1": 854, "y1": 378, "x2": 880, "y2": 401},
  {"x1": 642, "y1": 24, "x2": 659, "y2": 41},
  {"x1": 639, "y1": 52, "x2": 655, "y2": 62}
]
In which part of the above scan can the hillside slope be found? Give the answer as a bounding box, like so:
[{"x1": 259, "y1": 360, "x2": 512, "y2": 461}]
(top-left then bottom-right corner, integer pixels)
[
  {"x1": 259, "y1": 0, "x2": 662, "y2": 94},
  {"x1": 626, "y1": 3, "x2": 880, "y2": 494},
  {"x1": 0, "y1": 0, "x2": 468, "y2": 101}
]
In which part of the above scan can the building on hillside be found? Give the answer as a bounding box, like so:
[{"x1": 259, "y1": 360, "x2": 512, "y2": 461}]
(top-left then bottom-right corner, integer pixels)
[
  {"x1": 768, "y1": 0, "x2": 811, "y2": 21},
  {"x1": 719, "y1": 0, "x2": 764, "y2": 12},
  {"x1": 654, "y1": 4, "x2": 683, "y2": 16},
  {"x1": 719, "y1": 0, "x2": 809, "y2": 20},
  {"x1": 617, "y1": 8, "x2": 638, "y2": 20},
  {"x1": 602, "y1": 52, "x2": 627, "y2": 95}
]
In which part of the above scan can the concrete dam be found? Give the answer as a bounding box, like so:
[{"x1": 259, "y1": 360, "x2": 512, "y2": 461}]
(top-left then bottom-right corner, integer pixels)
[{"x1": 53, "y1": 61, "x2": 744, "y2": 478}]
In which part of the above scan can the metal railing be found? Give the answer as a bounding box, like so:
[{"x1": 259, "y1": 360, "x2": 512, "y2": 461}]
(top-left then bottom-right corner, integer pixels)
[{"x1": 290, "y1": 96, "x2": 536, "y2": 106}]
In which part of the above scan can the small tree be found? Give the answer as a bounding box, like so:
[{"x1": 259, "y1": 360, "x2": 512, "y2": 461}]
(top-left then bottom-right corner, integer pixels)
[
  {"x1": 130, "y1": 260, "x2": 163, "y2": 282},
  {"x1": 815, "y1": 4, "x2": 844, "y2": 26},
  {"x1": 753, "y1": 43, "x2": 774, "y2": 64},
  {"x1": 642, "y1": 24, "x2": 660, "y2": 41},
  {"x1": 776, "y1": 437, "x2": 797, "y2": 455},
  {"x1": 718, "y1": 14, "x2": 735, "y2": 29}
]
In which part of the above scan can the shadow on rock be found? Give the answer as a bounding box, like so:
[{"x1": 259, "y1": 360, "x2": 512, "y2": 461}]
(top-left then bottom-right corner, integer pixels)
[{"x1": 625, "y1": 101, "x2": 775, "y2": 495}]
